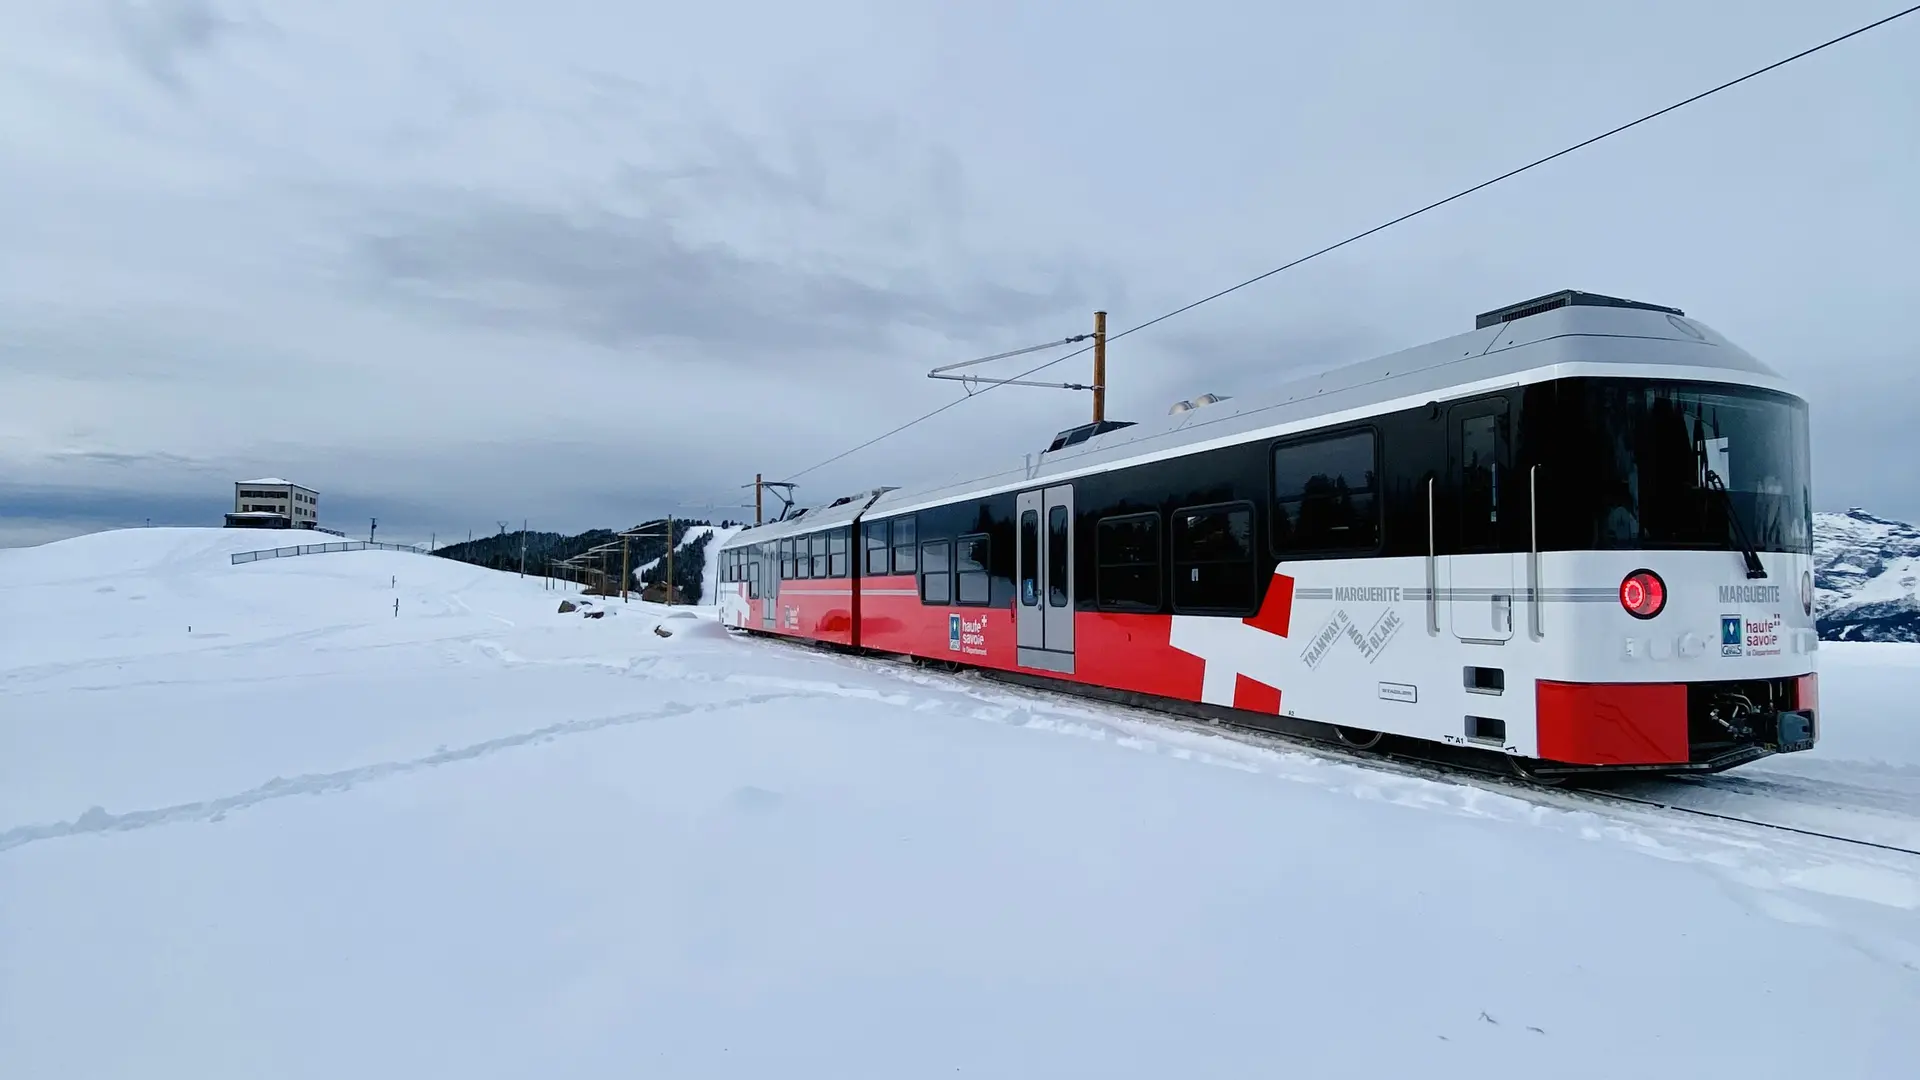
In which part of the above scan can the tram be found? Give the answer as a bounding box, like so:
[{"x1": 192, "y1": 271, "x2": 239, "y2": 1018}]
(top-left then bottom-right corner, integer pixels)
[{"x1": 715, "y1": 289, "x2": 1818, "y2": 777}]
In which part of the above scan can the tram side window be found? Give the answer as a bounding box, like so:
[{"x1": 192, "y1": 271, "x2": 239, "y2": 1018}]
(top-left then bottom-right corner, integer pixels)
[
  {"x1": 1096, "y1": 513, "x2": 1161, "y2": 612},
  {"x1": 1172, "y1": 502, "x2": 1257, "y2": 615},
  {"x1": 795, "y1": 536, "x2": 811, "y2": 580},
  {"x1": 864, "y1": 520, "x2": 890, "y2": 575},
  {"x1": 806, "y1": 533, "x2": 825, "y2": 578},
  {"x1": 1272, "y1": 429, "x2": 1378, "y2": 553},
  {"x1": 1048, "y1": 506, "x2": 1070, "y2": 608},
  {"x1": 746, "y1": 552, "x2": 760, "y2": 599},
  {"x1": 955, "y1": 533, "x2": 990, "y2": 605},
  {"x1": 1459, "y1": 413, "x2": 1502, "y2": 551},
  {"x1": 920, "y1": 539, "x2": 951, "y2": 604},
  {"x1": 892, "y1": 516, "x2": 918, "y2": 575},
  {"x1": 779, "y1": 538, "x2": 794, "y2": 580},
  {"x1": 1018, "y1": 510, "x2": 1040, "y2": 606},
  {"x1": 829, "y1": 528, "x2": 850, "y2": 578}
]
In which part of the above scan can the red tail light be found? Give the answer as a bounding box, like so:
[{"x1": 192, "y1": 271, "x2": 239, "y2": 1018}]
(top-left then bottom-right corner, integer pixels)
[{"x1": 1620, "y1": 569, "x2": 1666, "y2": 619}]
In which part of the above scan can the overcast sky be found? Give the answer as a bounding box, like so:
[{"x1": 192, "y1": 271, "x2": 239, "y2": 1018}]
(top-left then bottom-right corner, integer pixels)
[{"x1": 2, "y1": 0, "x2": 1916, "y2": 548}]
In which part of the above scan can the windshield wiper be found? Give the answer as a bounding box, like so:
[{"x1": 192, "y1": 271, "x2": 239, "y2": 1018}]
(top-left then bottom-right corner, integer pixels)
[{"x1": 1701, "y1": 465, "x2": 1768, "y2": 579}]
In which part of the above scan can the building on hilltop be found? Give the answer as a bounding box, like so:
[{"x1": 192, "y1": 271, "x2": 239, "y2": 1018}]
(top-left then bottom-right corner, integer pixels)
[{"x1": 225, "y1": 477, "x2": 322, "y2": 530}]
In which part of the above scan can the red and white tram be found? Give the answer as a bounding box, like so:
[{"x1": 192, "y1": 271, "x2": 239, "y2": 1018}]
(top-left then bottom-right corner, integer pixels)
[{"x1": 716, "y1": 289, "x2": 1819, "y2": 778}]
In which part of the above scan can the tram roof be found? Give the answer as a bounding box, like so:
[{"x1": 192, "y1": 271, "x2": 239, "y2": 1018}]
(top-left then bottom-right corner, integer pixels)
[{"x1": 724, "y1": 300, "x2": 1788, "y2": 545}]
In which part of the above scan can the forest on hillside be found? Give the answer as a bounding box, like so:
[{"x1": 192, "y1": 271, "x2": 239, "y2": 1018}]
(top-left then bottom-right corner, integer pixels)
[{"x1": 432, "y1": 518, "x2": 737, "y2": 602}]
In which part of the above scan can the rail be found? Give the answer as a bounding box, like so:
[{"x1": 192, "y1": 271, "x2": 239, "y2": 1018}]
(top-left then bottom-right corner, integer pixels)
[{"x1": 230, "y1": 540, "x2": 431, "y2": 565}]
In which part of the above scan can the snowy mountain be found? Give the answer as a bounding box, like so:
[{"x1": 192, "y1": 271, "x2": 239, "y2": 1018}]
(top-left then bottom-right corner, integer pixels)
[{"x1": 1815, "y1": 508, "x2": 1920, "y2": 642}]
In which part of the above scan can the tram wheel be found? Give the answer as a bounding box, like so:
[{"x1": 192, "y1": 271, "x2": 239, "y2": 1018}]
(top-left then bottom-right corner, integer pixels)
[
  {"x1": 1333, "y1": 726, "x2": 1384, "y2": 751},
  {"x1": 1506, "y1": 755, "x2": 1568, "y2": 786}
]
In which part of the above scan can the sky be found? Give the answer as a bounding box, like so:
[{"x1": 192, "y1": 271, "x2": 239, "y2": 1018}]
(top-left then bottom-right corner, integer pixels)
[{"x1": 2, "y1": 0, "x2": 1916, "y2": 548}]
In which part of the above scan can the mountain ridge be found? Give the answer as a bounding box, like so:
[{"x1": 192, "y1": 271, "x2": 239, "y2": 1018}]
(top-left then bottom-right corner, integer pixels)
[{"x1": 1814, "y1": 507, "x2": 1920, "y2": 642}]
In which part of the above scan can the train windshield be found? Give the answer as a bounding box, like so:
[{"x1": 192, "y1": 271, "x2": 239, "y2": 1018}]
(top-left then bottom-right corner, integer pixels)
[{"x1": 1551, "y1": 378, "x2": 1812, "y2": 555}]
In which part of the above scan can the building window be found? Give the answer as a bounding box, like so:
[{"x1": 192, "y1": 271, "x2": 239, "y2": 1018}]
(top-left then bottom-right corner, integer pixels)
[
  {"x1": 864, "y1": 519, "x2": 890, "y2": 575},
  {"x1": 1272, "y1": 428, "x2": 1379, "y2": 553},
  {"x1": 829, "y1": 528, "x2": 849, "y2": 578},
  {"x1": 891, "y1": 516, "x2": 918, "y2": 575},
  {"x1": 1172, "y1": 501, "x2": 1258, "y2": 615},
  {"x1": 955, "y1": 533, "x2": 989, "y2": 605},
  {"x1": 1096, "y1": 513, "x2": 1161, "y2": 611},
  {"x1": 919, "y1": 540, "x2": 950, "y2": 604}
]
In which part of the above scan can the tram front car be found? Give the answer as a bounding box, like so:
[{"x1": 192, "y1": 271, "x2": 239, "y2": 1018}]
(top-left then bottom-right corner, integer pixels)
[{"x1": 1516, "y1": 297, "x2": 1817, "y2": 776}]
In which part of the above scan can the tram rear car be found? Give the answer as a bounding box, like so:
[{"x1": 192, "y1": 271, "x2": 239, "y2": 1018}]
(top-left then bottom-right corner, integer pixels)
[{"x1": 716, "y1": 290, "x2": 1819, "y2": 777}]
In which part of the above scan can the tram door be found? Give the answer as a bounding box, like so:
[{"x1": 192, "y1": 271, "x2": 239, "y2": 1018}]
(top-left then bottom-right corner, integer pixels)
[
  {"x1": 759, "y1": 543, "x2": 778, "y2": 630},
  {"x1": 1447, "y1": 396, "x2": 1516, "y2": 644},
  {"x1": 1015, "y1": 484, "x2": 1076, "y2": 673}
]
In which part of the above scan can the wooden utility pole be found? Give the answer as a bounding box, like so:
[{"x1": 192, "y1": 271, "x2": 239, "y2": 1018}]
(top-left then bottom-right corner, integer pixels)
[
  {"x1": 1092, "y1": 310, "x2": 1108, "y2": 423},
  {"x1": 519, "y1": 519, "x2": 527, "y2": 578},
  {"x1": 621, "y1": 535, "x2": 630, "y2": 602},
  {"x1": 665, "y1": 519, "x2": 675, "y2": 606},
  {"x1": 754, "y1": 473, "x2": 763, "y2": 525}
]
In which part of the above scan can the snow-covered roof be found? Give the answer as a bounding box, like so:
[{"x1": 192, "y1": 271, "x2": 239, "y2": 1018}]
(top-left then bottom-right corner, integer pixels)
[
  {"x1": 725, "y1": 488, "x2": 892, "y2": 545},
  {"x1": 226, "y1": 511, "x2": 287, "y2": 518},
  {"x1": 861, "y1": 302, "x2": 1788, "y2": 519},
  {"x1": 237, "y1": 477, "x2": 299, "y2": 486},
  {"x1": 719, "y1": 295, "x2": 1797, "y2": 546}
]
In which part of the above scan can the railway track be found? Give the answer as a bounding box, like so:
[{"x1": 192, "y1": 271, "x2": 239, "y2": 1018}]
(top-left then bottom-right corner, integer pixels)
[{"x1": 749, "y1": 632, "x2": 1920, "y2": 861}]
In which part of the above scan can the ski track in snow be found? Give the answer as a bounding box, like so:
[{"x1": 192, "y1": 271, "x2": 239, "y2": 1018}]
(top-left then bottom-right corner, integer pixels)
[
  {"x1": 0, "y1": 691, "x2": 807, "y2": 854},
  {"x1": 461, "y1": 630, "x2": 1920, "y2": 916},
  {"x1": 6, "y1": 530, "x2": 1920, "y2": 914},
  {"x1": 14, "y1": 616, "x2": 1918, "y2": 917}
]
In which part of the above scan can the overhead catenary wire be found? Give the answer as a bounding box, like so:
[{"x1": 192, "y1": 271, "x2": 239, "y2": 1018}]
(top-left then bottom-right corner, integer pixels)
[{"x1": 783, "y1": 3, "x2": 1920, "y2": 484}]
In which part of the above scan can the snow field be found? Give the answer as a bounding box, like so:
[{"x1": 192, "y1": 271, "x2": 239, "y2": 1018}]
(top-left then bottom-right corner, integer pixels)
[{"x1": 3, "y1": 528, "x2": 1919, "y2": 1079}]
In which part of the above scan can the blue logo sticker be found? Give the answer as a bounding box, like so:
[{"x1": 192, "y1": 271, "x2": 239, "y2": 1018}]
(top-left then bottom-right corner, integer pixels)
[
  {"x1": 1720, "y1": 615, "x2": 1743, "y2": 656},
  {"x1": 949, "y1": 613, "x2": 962, "y2": 651}
]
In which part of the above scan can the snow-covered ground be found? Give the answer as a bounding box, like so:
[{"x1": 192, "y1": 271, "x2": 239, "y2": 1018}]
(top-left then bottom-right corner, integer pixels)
[{"x1": 4, "y1": 528, "x2": 1919, "y2": 1079}]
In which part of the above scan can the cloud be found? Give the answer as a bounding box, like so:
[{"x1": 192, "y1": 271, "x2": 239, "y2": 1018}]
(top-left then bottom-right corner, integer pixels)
[
  {"x1": 2, "y1": 0, "x2": 1917, "y2": 546},
  {"x1": 106, "y1": 0, "x2": 241, "y2": 93},
  {"x1": 351, "y1": 195, "x2": 1100, "y2": 360},
  {"x1": 0, "y1": 483, "x2": 223, "y2": 547}
]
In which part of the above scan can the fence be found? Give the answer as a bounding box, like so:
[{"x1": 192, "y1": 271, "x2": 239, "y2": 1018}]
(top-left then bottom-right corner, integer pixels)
[{"x1": 231, "y1": 540, "x2": 432, "y2": 565}]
